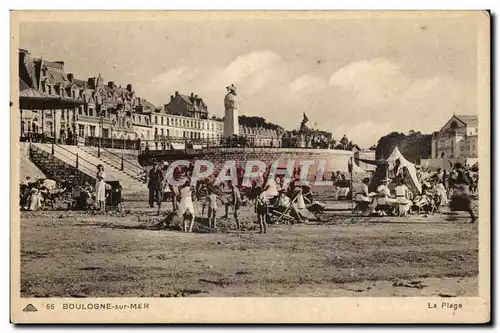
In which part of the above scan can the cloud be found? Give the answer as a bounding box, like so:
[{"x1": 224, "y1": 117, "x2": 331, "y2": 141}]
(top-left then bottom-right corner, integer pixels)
[
  {"x1": 137, "y1": 53, "x2": 474, "y2": 149},
  {"x1": 135, "y1": 66, "x2": 200, "y2": 105},
  {"x1": 204, "y1": 50, "x2": 286, "y2": 92},
  {"x1": 289, "y1": 75, "x2": 326, "y2": 94},
  {"x1": 328, "y1": 58, "x2": 409, "y2": 106}
]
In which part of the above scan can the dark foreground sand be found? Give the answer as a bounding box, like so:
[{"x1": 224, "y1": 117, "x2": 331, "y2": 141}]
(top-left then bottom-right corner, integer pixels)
[{"x1": 20, "y1": 201, "x2": 478, "y2": 297}]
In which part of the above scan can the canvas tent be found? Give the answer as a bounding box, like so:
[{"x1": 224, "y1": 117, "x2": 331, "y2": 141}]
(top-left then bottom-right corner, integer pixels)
[{"x1": 358, "y1": 147, "x2": 422, "y2": 196}]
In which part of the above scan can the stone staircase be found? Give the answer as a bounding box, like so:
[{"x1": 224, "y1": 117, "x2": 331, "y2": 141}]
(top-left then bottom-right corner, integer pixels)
[
  {"x1": 29, "y1": 144, "x2": 95, "y2": 188},
  {"x1": 79, "y1": 145, "x2": 145, "y2": 182},
  {"x1": 30, "y1": 143, "x2": 148, "y2": 201}
]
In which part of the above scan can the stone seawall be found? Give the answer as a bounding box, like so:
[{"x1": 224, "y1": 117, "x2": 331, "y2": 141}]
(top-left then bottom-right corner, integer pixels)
[{"x1": 138, "y1": 148, "x2": 354, "y2": 178}]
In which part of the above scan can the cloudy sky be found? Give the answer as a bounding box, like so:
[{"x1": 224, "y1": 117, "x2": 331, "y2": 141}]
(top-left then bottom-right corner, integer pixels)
[{"x1": 19, "y1": 12, "x2": 480, "y2": 148}]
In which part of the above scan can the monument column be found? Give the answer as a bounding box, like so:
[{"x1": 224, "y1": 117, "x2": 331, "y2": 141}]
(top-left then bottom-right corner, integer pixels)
[{"x1": 223, "y1": 84, "x2": 239, "y2": 138}]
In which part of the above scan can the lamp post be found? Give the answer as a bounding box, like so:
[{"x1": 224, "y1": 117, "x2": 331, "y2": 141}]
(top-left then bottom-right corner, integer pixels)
[
  {"x1": 51, "y1": 109, "x2": 55, "y2": 155},
  {"x1": 98, "y1": 107, "x2": 103, "y2": 158}
]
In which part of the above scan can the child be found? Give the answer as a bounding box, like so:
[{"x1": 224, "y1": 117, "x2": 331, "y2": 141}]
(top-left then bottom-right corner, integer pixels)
[
  {"x1": 207, "y1": 187, "x2": 223, "y2": 231},
  {"x1": 224, "y1": 183, "x2": 242, "y2": 230},
  {"x1": 256, "y1": 191, "x2": 269, "y2": 234},
  {"x1": 179, "y1": 181, "x2": 195, "y2": 232}
]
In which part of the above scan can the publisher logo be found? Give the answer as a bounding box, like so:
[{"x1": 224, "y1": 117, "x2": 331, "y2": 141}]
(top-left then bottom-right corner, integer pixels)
[{"x1": 22, "y1": 304, "x2": 37, "y2": 312}]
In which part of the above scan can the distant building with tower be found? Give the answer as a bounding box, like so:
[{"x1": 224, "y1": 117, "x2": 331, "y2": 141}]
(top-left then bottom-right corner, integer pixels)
[{"x1": 422, "y1": 114, "x2": 479, "y2": 169}]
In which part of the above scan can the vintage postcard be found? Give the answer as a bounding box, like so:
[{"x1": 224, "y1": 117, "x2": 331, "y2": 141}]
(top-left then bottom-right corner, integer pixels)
[{"x1": 10, "y1": 10, "x2": 490, "y2": 324}]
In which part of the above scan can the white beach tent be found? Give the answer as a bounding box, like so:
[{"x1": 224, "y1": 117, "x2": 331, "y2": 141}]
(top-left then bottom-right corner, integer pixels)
[{"x1": 385, "y1": 146, "x2": 422, "y2": 195}]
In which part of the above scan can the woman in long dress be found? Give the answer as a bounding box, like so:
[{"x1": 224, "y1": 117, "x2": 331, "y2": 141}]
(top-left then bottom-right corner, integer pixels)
[{"x1": 95, "y1": 164, "x2": 106, "y2": 212}]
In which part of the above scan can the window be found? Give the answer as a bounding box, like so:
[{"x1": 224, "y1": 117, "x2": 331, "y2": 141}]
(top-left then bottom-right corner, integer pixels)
[
  {"x1": 78, "y1": 124, "x2": 85, "y2": 137},
  {"x1": 166, "y1": 118, "x2": 169, "y2": 126},
  {"x1": 72, "y1": 90, "x2": 76, "y2": 99},
  {"x1": 212, "y1": 123, "x2": 214, "y2": 131},
  {"x1": 145, "y1": 118, "x2": 150, "y2": 125},
  {"x1": 167, "y1": 129, "x2": 170, "y2": 137},
  {"x1": 102, "y1": 128, "x2": 109, "y2": 138},
  {"x1": 89, "y1": 108, "x2": 94, "y2": 117},
  {"x1": 202, "y1": 133, "x2": 205, "y2": 138},
  {"x1": 155, "y1": 116, "x2": 158, "y2": 124},
  {"x1": 155, "y1": 128, "x2": 158, "y2": 135},
  {"x1": 475, "y1": 128, "x2": 478, "y2": 133},
  {"x1": 89, "y1": 125, "x2": 96, "y2": 137},
  {"x1": 161, "y1": 117, "x2": 164, "y2": 125},
  {"x1": 79, "y1": 106, "x2": 84, "y2": 115},
  {"x1": 48, "y1": 85, "x2": 52, "y2": 95},
  {"x1": 161, "y1": 129, "x2": 164, "y2": 136}
]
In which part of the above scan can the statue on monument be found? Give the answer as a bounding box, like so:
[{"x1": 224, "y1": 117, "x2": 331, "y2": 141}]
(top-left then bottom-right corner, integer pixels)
[
  {"x1": 224, "y1": 83, "x2": 238, "y2": 110},
  {"x1": 223, "y1": 84, "x2": 239, "y2": 138},
  {"x1": 299, "y1": 112, "x2": 309, "y2": 133}
]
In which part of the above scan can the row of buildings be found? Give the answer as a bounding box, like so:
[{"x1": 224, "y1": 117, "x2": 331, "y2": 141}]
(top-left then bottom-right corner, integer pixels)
[{"x1": 18, "y1": 49, "x2": 282, "y2": 149}]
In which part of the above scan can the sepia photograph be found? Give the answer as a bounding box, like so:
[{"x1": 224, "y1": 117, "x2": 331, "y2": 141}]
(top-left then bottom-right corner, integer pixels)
[{"x1": 10, "y1": 10, "x2": 490, "y2": 323}]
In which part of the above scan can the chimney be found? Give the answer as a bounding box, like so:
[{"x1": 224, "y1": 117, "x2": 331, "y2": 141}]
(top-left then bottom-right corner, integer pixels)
[
  {"x1": 194, "y1": 95, "x2": 198, "y2": 99},
  {"x1": 19, "y1": 49, "x2": 29, "y2": 62},
  {"x1": 108, "y1": 81, "x2": 114, "y2": 89},
  {"x1": 175, "y1": 91, "x2": 179, "y2": 96},
  {"x1": 170, "y1": 95, "x2": 174, "y2": 101},
  {"x1": 127, "y1": 84, "x2": 132, "y2": 92},
  {"x1": 67, "y1": 73, "x2": 74, "y2": 82},
  {"x1": 87, "y1": 77, "x2": 96, "y2": 89},
  {"x1": 190, "y1": 92, "x2": 194, "y2": 98}
]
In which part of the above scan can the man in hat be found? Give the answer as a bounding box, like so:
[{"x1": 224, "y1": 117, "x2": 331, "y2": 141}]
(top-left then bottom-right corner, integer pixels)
[{"x1": 148, "y1": 162, "x2": 164, "y2": 214}]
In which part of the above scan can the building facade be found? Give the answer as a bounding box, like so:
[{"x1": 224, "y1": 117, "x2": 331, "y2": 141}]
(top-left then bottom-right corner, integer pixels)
[
  {"x1": 151, "y1": 105, "x2": 224, "y2": 146},
  {"x1": 18, "y1": 50, "x2": 285, "y2": 151},
  {"x1": 19, "y1": 49, "x2": 155, "y2": 146},
  {"x1": 239, "y1": 125, "x2": 283, "y2": 147},
  {"x1": 428, "y1": 114, "x2": 478, "y2": 168}
]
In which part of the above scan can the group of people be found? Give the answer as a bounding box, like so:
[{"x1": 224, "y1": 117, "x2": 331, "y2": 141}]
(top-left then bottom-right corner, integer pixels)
[
  {"x1": 353, "y1": 162, "x2": 478, "y2": 222},
  {"x1": 19, "y1": 176, "x2": 67, "y2": 211},
  {"x1": 145, "y1": 161, "x2": 322, "y2": 233},
  {"x1": 146, "y1": 162, "x2": 245, "y2": 233},
  {"x1": 20, "y1": 163, "x2": 111, "y2": 212}
]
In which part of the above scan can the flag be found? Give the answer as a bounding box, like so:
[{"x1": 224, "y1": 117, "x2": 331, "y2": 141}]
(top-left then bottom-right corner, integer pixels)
[{"x1": 303, "y1": 113, "x2": 309, "y2": 123}]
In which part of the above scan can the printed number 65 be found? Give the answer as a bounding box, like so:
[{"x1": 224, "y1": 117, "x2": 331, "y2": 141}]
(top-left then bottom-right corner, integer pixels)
[{"x1": 46, "y1": 304, "x2": 55, "y2": 310}]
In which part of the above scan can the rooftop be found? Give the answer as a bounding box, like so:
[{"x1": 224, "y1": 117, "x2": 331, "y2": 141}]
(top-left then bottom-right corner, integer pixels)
[{"x1": 455, "y1": 114, "x2": 478, "y2": 127}]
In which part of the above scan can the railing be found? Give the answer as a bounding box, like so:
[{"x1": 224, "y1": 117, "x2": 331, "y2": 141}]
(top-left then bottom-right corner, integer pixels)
[
  {"x1": 83, "y1": 145, "x2": 145, "y2": 181},
  {"x1": 29, "y1": 144, "x2": 95, "y2": 186},
  {"x1": 85, "y1": 136, "x2": 140, "y2": 150},
  {"x1": 55, "y1": 144, "x2": 98, "y2": 177},
  {"x1": 141, "y1": 136, "x2": 284, "y2": 151}
]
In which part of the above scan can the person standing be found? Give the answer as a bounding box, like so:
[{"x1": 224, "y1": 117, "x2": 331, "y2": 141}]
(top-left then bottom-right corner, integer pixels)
[
  {"x1": 148, "y1": 162, "x2": 164, "y2": 214},
  {"x1": 179, "y1": 180, "x2": 196, "y2": 232},
  {"x1": 224, "y1": 183, "x2": 242, "y2": 230},
  {"x1": 256, "y1": 190, "x2": 269, "y2": 234},
  {"x1": 207, "y1": 186, "x2": 223, "y2": 232},
  {"x1": 95, "y1": 164, "x2": 106, "y2": 212},
  {"x1": 449, "y1": 163, "x2": 477, "y2": 223}
]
